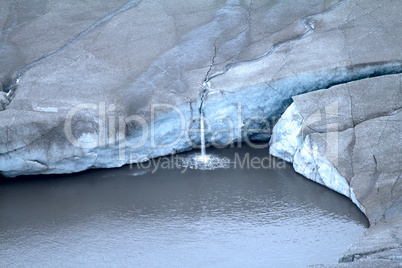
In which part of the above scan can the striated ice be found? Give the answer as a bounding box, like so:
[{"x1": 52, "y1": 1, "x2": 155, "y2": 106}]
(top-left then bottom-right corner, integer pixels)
[{"x1": 269, "y1": 103, "x2": 303, "y2": 163}]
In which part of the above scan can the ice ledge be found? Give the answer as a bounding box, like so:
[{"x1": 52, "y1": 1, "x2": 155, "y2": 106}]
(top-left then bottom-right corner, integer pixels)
[
  {"x1": 269, "y1": 73, "x2": 402, "y2": 264},
  {"x1": 269, "y1": 103, "x2": 303, "y2": 163},
  {"x1": 269, "y1": 103, "x2": 366, "y2": 214}
]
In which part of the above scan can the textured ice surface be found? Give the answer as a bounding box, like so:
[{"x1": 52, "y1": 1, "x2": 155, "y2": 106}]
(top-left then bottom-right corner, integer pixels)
[
  {"x1": 0, "y1": 0, "x2": 401, "y2": 178},
  {"x1": 269, "y1": 103, "x2": 303, "y2": 163},
  {"x1": 269, "y1": 74, "x2": 402, "y2": 264},
  {"x1": 269, "y1": 103, "x2": 365, "y2": 213}
]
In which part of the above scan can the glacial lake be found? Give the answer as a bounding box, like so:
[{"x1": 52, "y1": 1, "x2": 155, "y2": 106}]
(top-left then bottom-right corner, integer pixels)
[{"x1": 0, "y1": 145, "x2": 368, "y2": 267}]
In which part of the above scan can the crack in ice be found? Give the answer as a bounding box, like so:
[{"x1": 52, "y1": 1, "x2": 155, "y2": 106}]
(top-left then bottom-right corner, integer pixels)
[{"x1": 207, "y1": 0, "x2": 350, "y2": 81}]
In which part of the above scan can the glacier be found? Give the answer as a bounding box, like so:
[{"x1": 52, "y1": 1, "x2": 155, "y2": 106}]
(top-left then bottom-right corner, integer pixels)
[
  {"x1": 0, "y1": 0, "x2": 401, "y2": 265},
  {"x1": 270, "y1": 103, "x2": 366, "y2": 213},
  {"x1": 1, "y1": 62, "x2": 401, "y2": 177},
  {"x1": 270, "y1": 74, "x2": 402, "y2": 264}
]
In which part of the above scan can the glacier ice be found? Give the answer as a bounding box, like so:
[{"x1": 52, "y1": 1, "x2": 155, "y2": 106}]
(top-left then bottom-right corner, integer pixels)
[
  {"x1": 1, "y1": 0, "x2": 401, "y2": 178},
  {"x1": 269, "y1": 102, "x2": 366, "y2": 214},
  {"x1": 269, "y1": 73, "x2": 402, "y2": 264},
  {"x1": 269, "y1": 103, "x2": 303, "y2": 163}
]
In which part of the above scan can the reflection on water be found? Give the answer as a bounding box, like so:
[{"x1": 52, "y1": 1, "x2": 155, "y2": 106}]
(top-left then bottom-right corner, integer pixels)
[{"x1": 0, "y1": 146, "x2": 368, "y2": 267}]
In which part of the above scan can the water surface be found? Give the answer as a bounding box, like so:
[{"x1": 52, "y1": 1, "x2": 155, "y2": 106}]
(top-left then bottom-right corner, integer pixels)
[{"x1": 0, "y1": 146, "x2": 368, "y2": 267}]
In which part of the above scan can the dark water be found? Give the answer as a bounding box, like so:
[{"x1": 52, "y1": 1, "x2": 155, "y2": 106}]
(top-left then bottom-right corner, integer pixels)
[{"x1": 0, "y1": 146, "x2": 368, "y2": 267}]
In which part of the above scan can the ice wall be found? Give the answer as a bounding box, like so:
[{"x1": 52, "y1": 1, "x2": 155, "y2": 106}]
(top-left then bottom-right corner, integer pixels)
[
  {"x1": 270, "y1": 103, "x2": 365, "y2": 213},
  {"x1": 268, "y1": 73, "x2": 402, "y2": 264},
  {"x1": 270, "y1": 74, "x2": 401, "y2": 224},
  {"x1": 1, "y1": 0, "x2": 401, "y2": 177}
]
